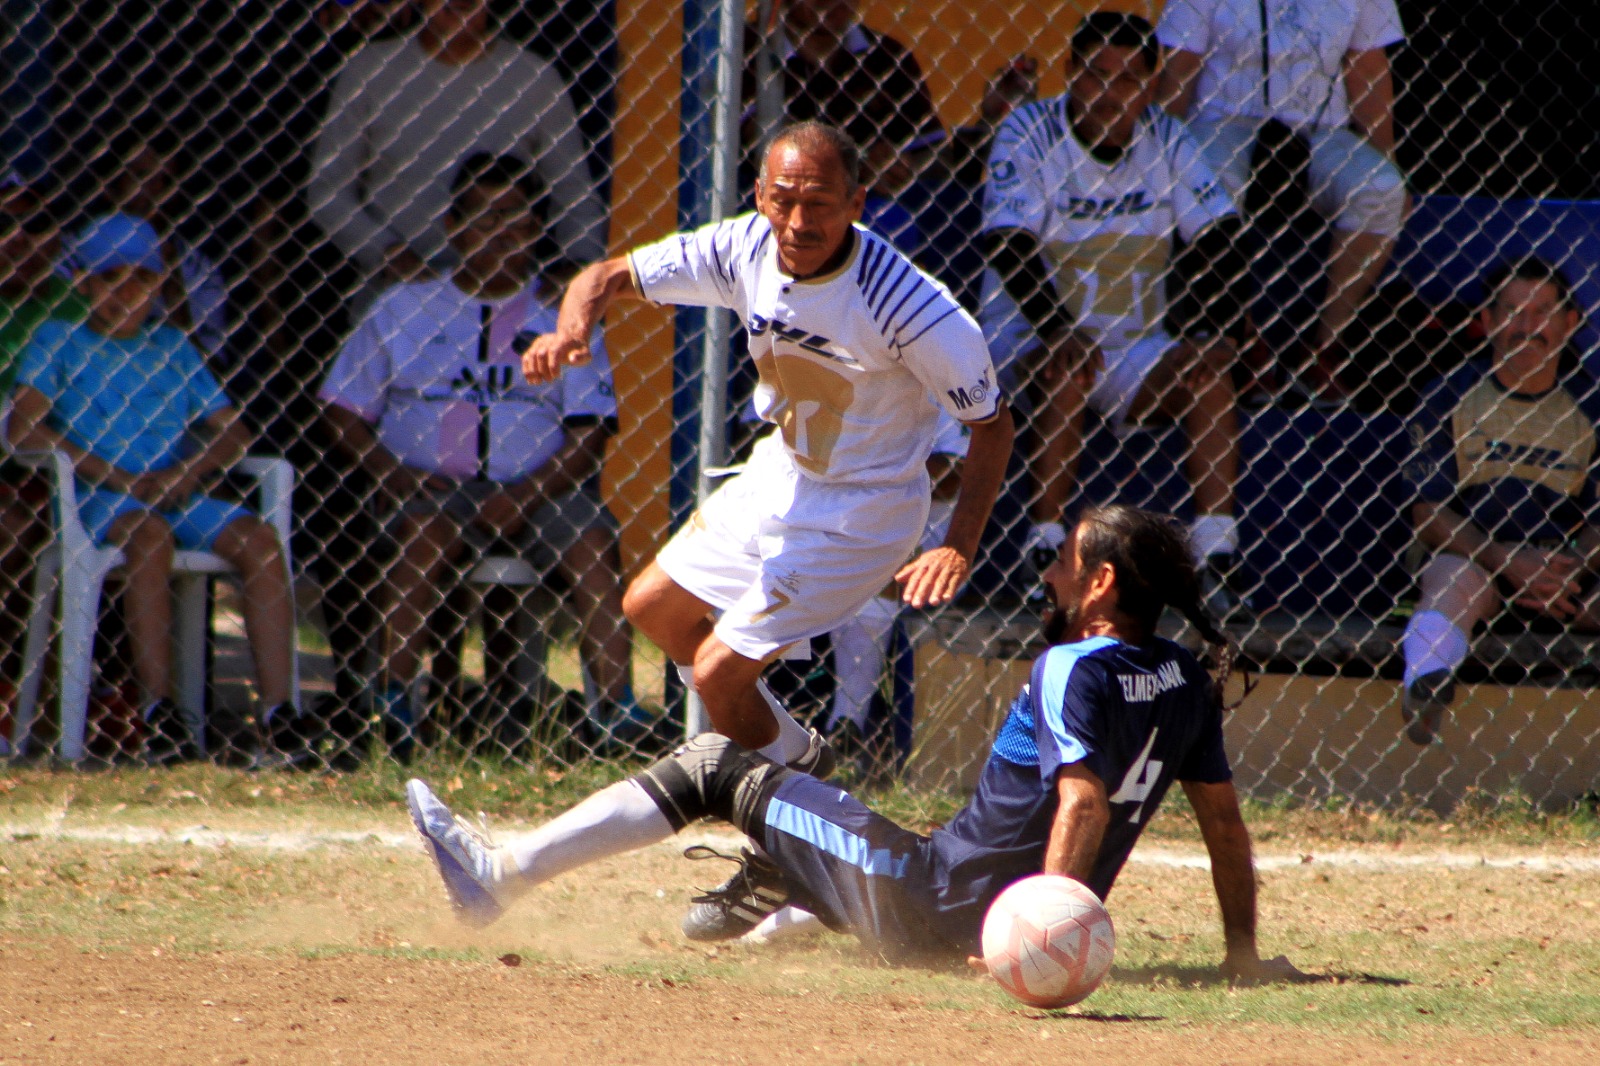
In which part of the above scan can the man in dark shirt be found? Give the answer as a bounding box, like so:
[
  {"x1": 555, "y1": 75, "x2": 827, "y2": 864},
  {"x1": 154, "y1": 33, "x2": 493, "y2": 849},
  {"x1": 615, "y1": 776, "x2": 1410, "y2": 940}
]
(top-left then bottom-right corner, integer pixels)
[
  {"x1": 747, "y1": 0, "x2": 944, "y2": 156},
  {"x1": 1399, "y1": 256, "x2": 1600, "y2": 744},
  {"x1": 406, "y1": 504, "x2": 1303, "y2": 984}
]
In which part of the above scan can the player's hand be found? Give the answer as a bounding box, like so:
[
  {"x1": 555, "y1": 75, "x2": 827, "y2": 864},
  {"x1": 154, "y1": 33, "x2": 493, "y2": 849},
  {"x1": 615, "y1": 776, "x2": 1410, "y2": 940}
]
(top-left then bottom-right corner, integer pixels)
[
  {"x1": 521, "y1": 330, "x2": 590, "y2": 385},
  {"x1": 1220, "y1": 953, "x2": 1312, "y2": 986},
  {"x1": 1499, "y1": 548, "x2": 1584, "y2": 619},
  {"x1": 896, "y1": 546, "x2": 971, "y2": 609},
  {"x1": 1035, "y1": 328, "x2": 1103, "y2": 394}
]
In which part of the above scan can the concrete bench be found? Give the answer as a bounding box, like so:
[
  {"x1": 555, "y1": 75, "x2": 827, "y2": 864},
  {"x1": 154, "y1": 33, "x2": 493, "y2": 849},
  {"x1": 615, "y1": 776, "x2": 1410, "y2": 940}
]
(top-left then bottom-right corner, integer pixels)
[{"x1": 900, "y1": 606, "x2": 1600, "y2": 813}]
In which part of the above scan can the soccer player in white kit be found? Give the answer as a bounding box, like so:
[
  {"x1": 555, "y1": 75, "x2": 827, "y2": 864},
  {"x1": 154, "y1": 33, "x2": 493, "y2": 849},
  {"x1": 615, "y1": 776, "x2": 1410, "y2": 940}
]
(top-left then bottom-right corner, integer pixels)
[
  {"x1": 980, "y1": 13, "x2": 1254, "y2": 616},
  {"x1": 522, "y1": 122, "x2": 1014, "y2": 777}
]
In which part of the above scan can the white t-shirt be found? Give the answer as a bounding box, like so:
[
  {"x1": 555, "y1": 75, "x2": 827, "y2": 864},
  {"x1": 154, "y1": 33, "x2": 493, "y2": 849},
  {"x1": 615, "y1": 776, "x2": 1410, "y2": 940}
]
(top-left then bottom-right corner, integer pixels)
[
  {"x1": 981, "y1": 101, "x2": 1238, "y2": 350},
  {"x1": 320, "y1": 277, "x2": 615, "y2": 482},
  {"x1": 628, "y1": 214, "x2": 998, "y2": 486},
  {"x1": 1157, "y1": 0, "x2": 1405, "y2": 130}
]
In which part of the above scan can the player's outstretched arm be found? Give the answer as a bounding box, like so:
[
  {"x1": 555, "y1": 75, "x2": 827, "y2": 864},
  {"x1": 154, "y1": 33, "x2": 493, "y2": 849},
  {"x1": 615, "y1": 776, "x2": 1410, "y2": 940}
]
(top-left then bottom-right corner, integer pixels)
[
  {"x1": 1182, "y1": 778, "x2": 1309, "y2": 985},
  {"x1": 522, "y1": 256, "x2": 641, "y2": 384},
  {"x1": 898, "y1": 403, "x2": 1014, "y2": 609}
]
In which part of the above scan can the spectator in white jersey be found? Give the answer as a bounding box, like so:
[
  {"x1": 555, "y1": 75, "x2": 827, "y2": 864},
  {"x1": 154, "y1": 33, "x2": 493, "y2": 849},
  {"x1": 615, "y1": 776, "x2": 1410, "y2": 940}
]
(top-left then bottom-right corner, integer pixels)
[
  {"x1": 523, "y1": 121, "x2": 1014, "y2": 938},
  {"x1": 981, "y1": 13, "x2": 1255, "y2": 619},
  {"x1": 318, "y1": 153, "x2": 646, "y2": 761},
  {"x1": 1157, "y1": 0, "x2": 1408, "y2": 401}
]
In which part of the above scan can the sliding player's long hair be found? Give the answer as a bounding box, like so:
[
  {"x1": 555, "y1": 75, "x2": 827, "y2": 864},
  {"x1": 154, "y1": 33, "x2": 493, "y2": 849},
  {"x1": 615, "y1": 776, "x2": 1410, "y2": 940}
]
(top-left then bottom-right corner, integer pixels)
[{"x1": 1074, "y1": 504, "x2": 1253, "y2": 710}]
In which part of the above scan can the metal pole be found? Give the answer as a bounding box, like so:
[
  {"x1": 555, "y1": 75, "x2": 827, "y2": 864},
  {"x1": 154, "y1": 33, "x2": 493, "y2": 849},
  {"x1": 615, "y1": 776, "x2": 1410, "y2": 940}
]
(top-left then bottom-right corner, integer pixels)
[{"x1": 685, "y1": 0, "x2": 746, "y2": 739}]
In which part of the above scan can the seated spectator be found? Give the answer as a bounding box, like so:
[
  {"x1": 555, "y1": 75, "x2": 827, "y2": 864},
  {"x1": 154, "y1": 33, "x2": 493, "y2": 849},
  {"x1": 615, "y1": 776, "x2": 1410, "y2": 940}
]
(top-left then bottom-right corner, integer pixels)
[
  {"x1": 0, "y1": 176, "x2": 88, "y2": 742},
  {"x1": 1157, "y1": 0, "x2": 1408, "y2": 400},
  {"x1": 308, "y1": 0, "x2": 606, "y2": 295},
  {"x1": 823, "y1": 410, "x2": 967, "y2": 778},
  {"x1": 1398, "y1": 257, "x2": 1600, "y2": 746},
  {"x1": 946, "y1": 56, "x2": 1039, "y2": 194},
  {"x1": 88, "y1": 121, "x2": 232, "y2": 366},
  {"x1": 745, "y1": 0, "x2": 944, "y2": 157},
  {"x1": 980, "y1": 13, "x2": 1255, "y2": 617},
  {"x1": 7, "y1": 213, "x2": 296, "y2": 765},
  {"x1": 318, "y1": 153, "x2": 649, "y2": 755}
]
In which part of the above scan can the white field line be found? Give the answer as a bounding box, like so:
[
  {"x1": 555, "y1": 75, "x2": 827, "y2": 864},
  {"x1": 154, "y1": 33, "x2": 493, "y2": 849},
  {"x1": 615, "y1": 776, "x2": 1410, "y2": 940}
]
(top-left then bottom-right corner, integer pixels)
[{"x1": 4, "y1": 821, "x2": 1600, "y2": 872}]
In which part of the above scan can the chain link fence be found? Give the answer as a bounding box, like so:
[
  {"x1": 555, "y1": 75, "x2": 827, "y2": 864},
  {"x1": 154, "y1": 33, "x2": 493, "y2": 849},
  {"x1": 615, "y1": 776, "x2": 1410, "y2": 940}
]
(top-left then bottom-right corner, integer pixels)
[{"x1": 0, "y1": 1, "x2": 1596, "y2": 811}]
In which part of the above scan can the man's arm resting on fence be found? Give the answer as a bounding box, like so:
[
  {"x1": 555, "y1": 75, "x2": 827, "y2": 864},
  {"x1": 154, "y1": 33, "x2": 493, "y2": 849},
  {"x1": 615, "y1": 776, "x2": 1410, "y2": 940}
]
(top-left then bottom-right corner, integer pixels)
[{"x1": 1183, "y1": 778, "x2": 1308, "y2": 984}]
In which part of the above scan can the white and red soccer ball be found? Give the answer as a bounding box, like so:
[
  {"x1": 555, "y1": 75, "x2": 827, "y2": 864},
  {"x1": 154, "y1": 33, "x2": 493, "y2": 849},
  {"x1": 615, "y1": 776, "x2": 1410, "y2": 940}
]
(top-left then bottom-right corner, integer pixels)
[{"x1": 982, "y1": 874, "x2": 1116, "y2": 1008}]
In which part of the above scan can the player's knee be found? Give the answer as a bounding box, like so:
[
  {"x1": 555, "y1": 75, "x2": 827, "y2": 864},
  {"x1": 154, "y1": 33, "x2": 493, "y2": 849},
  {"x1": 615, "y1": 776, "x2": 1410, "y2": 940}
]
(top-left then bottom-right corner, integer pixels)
[{"x1": 634, "y1": 733, "x2": 787, "y2": 836}]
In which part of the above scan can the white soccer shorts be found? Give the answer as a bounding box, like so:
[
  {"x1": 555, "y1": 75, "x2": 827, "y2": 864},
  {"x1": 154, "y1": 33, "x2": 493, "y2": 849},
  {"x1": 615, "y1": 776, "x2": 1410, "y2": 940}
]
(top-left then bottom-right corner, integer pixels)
[{"x1": 656, "y1": 437, "x2": 930, "y2": 662}]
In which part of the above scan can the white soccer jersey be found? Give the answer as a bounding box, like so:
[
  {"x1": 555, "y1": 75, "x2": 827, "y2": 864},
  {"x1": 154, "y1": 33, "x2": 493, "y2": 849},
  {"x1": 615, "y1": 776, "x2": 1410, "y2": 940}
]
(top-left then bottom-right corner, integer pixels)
[
  {"x1": 1157, "y1": 0, "x2": 1405, "y2": 131},
  {"x1": 628, "y1": 214, "x2": 999, "y2": 486},
  {"x1": 320, "y1": 277, "x2": 615, "y2": 482},
  {"x1": 982, "y1": 102, "x2": 1238, "y2": 351}
]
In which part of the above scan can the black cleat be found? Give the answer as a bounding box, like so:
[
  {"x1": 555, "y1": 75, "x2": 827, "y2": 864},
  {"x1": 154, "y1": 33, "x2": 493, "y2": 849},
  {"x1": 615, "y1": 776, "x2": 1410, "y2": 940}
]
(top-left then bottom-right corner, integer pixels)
[
  {"x1": 142, "y1": 698, "x2": 200, "y2": 767},
  {"x1": 680, "y1": 845, "x2": 790, "y2": 942},
  {"x1": 1401, "y1": 669, "x2": 1455, "y2": 746}
]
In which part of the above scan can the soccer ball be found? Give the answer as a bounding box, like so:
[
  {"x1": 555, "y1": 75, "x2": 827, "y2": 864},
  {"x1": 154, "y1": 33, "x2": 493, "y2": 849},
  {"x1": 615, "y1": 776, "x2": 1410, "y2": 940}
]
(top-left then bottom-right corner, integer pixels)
[{"x1": 981, "y1": 874, "x2": 1116, "y2": 1008}]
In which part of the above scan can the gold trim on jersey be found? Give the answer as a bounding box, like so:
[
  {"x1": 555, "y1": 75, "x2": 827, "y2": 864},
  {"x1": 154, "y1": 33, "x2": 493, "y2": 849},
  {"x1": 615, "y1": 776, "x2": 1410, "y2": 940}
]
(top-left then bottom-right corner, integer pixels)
[
  {"x1": 1451, "y1": 380, "x2": 1594, "y2": 499},
  {"x1": 1044, "y1": 233, "x2": 1170, "y2": 329}
]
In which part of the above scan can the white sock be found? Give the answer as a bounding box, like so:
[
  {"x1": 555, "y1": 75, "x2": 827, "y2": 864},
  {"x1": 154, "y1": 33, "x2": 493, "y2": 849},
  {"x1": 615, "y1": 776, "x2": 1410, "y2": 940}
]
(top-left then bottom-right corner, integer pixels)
[
  {"x1": 675, "y1": 663, "x2": 695, "y2": 689},
  {"x1": 827, "y1": 605, "x2": 895, "y2": 731},
  {"x1": 1189, "y1": 513, "x2": 1239, "y2": 564},
  {"x1": 1402, "y1": 610, "x2": 1469, "y2": 688},
  {"x1": 500, "y1": 780, "x2": 673, "y2": 895},
  {"x1": 754, "y1": 678, "x2": 813, "y2": 764}
]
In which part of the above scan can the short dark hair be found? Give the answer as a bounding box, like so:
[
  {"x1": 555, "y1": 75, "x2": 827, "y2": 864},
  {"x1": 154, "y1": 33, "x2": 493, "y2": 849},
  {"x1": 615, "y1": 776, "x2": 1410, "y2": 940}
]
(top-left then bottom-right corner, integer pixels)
[
  {"x1": 1073, "y1": 504, "x2": 1246, "y2": 709},
  {"x1": 1069, "y1": 11, "x2": 1159, "y2": 74},
  {"x1": 1483, "y1": 255, "x2": 1576, "y2": 312},
  {"x1": 760, "y1": 121, "x2": 861, "y2": 194},
  {"x1": 448, "y1": 151, "x2": 547, "y2": 223}
]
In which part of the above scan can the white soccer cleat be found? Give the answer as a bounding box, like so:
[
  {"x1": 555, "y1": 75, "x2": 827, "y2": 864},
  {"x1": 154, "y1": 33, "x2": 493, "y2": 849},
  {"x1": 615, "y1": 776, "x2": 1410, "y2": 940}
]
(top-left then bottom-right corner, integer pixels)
[{"x1": 406, "y1": 778, "x2": 506, "y2": 927}]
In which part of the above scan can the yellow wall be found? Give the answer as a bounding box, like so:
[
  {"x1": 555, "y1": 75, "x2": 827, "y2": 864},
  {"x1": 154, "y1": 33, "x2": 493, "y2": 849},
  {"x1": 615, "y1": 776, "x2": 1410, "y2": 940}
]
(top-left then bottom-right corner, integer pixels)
[{"x1": 604, "y1": 2, "x2": 1162, "y2": 571}]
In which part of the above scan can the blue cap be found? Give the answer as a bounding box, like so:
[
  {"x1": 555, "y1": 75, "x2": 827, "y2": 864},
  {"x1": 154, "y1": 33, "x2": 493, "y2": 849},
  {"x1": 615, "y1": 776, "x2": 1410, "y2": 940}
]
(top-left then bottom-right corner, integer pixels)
[{"x1": 68, "y1": 213, "x2": 164, "y2": 275}]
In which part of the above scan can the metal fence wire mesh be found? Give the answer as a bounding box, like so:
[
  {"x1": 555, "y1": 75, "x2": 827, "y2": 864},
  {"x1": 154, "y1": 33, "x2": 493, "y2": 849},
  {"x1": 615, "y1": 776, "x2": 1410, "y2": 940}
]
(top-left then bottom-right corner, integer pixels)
[{"x1": 0, "y1": 1, "x2": 1597, "y2": 811}]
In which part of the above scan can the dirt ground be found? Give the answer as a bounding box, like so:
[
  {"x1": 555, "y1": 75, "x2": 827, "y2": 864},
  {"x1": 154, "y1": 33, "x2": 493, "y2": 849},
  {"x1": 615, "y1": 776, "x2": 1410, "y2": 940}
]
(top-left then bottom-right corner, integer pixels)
[{"x1": 0, "y1": 942, "x2": 1593, "y2": 1066}]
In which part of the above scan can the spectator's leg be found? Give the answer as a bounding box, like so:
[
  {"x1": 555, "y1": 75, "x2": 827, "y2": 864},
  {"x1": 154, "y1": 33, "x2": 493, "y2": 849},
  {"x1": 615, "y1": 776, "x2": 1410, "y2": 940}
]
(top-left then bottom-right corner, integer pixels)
[
  {"x1": 826, "y1": 597, "x2": 897, "y2": 733},
  {"x1": 209, "y1": 515, "x2": 294, "y2": 707},
  {"x1": 385, "y1": 513, "x2": 467, "y2": 686},
  {"x1": 1028, "y1": 355, "x2": 1089, "y2": 526},
  {"x1": 1130, "y1": 339, "x2": 1240, "y2": 527},
  {"x1": 105, "y1": 510, "x2": 176, "y2": 703},
  {"x1": 1404, "y1": 553, "x2": 1496, "y2": 687},
  {"x1": 1315, "y1": 226, "x2": 1396, "y2": 368},
  {"x1": 1307, "y1": 130, "x2": 1408, "y2": 389},
  {"x1": 557, "y1": 525, "x2": 635, "y2": 704}
]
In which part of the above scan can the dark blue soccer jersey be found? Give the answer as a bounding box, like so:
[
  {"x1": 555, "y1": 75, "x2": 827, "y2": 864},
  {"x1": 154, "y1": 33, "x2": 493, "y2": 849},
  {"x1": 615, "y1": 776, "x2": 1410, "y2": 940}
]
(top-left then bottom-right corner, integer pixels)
[
  {"x1": 1406, "y1": 360, "x2": 1600, "y2": 545},
  {"x1": 921, "y1": 636, "x2": 1231, "y2": 948}
]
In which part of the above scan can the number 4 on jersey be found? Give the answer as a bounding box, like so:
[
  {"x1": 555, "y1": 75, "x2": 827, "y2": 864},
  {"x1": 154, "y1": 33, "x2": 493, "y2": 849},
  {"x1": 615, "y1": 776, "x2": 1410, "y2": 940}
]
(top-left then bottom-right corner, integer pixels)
[{"x1": 1108, "y1": 729, "x2": 1163, "y2": 824}]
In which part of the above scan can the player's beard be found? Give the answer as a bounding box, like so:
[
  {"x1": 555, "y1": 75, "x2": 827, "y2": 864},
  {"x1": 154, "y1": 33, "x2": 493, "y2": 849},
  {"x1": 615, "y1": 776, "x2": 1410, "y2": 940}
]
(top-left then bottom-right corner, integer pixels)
[{"x1": 1042, "y1": 574, "x2": 1089, "y2": 646}]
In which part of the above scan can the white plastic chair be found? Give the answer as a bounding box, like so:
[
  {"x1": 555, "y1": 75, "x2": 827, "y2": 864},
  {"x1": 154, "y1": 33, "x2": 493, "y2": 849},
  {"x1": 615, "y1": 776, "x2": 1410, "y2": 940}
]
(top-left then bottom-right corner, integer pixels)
[{"x1": 11, "y1": 450, "x2": 299, "y2": 762}]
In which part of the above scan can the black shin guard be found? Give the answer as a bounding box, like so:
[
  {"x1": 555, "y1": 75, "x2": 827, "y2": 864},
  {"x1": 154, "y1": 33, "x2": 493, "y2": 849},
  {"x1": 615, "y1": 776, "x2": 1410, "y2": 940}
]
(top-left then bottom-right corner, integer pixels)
[{"x1": 635, "y1": 735, "x2": 788, "y2": 837}]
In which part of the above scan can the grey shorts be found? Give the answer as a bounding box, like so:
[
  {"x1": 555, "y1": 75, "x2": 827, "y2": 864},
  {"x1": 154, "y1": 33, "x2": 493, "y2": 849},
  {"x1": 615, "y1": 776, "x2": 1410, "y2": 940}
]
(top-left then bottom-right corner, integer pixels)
[{"x1": 386, "y1": 481, "x2": 617, "y2": 572}]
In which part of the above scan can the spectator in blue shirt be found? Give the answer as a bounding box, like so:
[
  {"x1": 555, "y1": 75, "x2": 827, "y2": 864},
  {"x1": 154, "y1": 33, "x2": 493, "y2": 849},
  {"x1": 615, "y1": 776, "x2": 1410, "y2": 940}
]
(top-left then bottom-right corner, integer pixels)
[
  {"x1": 1399, "y1": 257, "x2": 1600, "y2": 745},
  {"x1": 7, "y1": 214, "x2": 295, "y2": 765}
]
